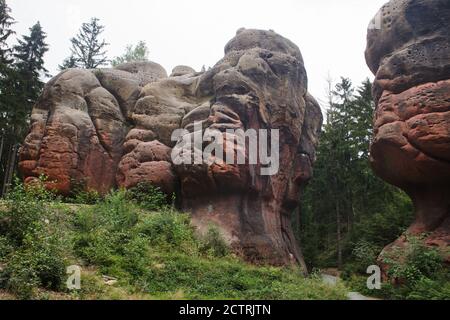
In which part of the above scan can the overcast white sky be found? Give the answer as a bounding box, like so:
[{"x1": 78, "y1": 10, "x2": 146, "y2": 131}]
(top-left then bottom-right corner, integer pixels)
[{"x1": 8, "y1": 0, "x2": 387, "y2": 110}]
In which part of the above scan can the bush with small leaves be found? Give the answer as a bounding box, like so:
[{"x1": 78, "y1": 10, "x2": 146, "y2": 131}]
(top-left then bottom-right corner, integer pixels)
[
  {"x1": 65, "y1": 179, "x2": 102, "y2": 205},
  {"x1": 0, "y1": 179, "x2": 66, "y2": 299},
  {"x1": 342, "y1": 240, "x2": 381, "y2": 278},
  {"x1": 73, "y1": 190, "x2": 139, "y2": 267},
  {"x1": 384, "y1": 235, "x2": 443, "y2": 285},
  {"x1": 199, "y1": 224, "x2": 229, "y2": 258},
  {"x1": 137, "y1": 209, "x2": 196, "y2": 252},
  {"x1": 127, "y1": 183, "x2": 170, "y2": 211}
]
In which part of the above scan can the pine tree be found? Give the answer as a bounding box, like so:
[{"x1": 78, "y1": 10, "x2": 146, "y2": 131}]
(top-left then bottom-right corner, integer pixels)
[
  {"x1": 0, "y1": 0, "x2": 16, "y2": 196},
  {"x1": 0, "y1": 21, "x2": 49, "y2": 196},
  {"x1": 61, "y1": 17, "x2": 109, "y2": 69},
  {"x1": 0, "y1": 0, "x2": 14, "y2": 65},
  {"x1": 14, "y1": 21, "x2": 49, "y2": 103},
  {"x1": 0, "y1": 0, "x2": 15, "y2": 117},
  {"x1": 111, "y1": 41, "x2": 149, "y2": 67}
]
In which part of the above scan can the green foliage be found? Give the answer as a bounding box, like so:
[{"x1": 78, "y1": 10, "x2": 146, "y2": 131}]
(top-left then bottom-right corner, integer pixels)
[
  {"x1": 1, "y1": 239, "x2": 66, "y2": 299},
  {"x1": 0, "y1": 177, "x2": 55, "y2": 245},
  {"x1": 0, "y1": 180, "x2": 67, "y2": 299},
  {"x1": 1, "y1": 8, "x2": 49, "y2": 195},
  {"x1": 341, "y1": 240, "x2": 380, "y2": 277},
  {"x1": 73, "y1": 190, "x2": 191, "y2": 281},
  {"x1": 136, "y1": 210, "x2": 196, "y2": 251},
  {"x1": 127, "y1": 182, "x2": 169, "y2": 211},
  {"x1": 73, "y1": 190, "x2": 139, "y2": 267},
  {"x1": 198, "y1": 224, "x2": 229, "y2": 258},
  {"x1": 69, "y1": 189, "x2": 346, "y2": 300},
  {"x1": 112, "y1": 41, "x2": 149, "y2": 67},
  {"x1": 65, "y1": 179, "x2": 102, "y2": 205},
  {"x1": 384, "y1": 236, "x2": 443, "y2": 284},
  {"x1": 345, "y1": 235, "x2": 449, "y2": 300},
  {"x1": 345, "y1": 270, "x2": 450, "y2": 300},
  {"x1": 73, "y1": 189, "x2": 197, "y2": 280},
  {"x1": 405, "y1": 276, "x2": 450, "y2": 300},
  {"x1": 14, "y1": 22, "x2": 49, "y2": 92},
  {"x1": 347, "y1": 191, "x2": 413, "y2": 247},
  {"x1": 73, "y1": 189, "x2": 102, "y2": 205},
  {"x1": 11, "y1": 21, "x2": 49, "y2": 135},
  {"x1": 141, "y1": 252, "x2": 347, "y2": 300}
]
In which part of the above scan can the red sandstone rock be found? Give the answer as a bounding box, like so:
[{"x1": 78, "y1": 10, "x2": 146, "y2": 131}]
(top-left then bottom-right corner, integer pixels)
[
  {"x1": 366, "y1": 0, "x2": 450, "y2": 268},
  {"x1": 19, "y1": 29, "x2": 322, "y2": 271},
  {"x1": 19, "y1": 69, "x2": 129, "y2": 194}
]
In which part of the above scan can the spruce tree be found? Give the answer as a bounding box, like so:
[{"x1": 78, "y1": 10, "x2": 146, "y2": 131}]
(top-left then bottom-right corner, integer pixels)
[
  {"x1": 0, "y1": 21, "x2": 49, "y2": 196},
  {"x1": 61, "y1": 17, "x2": 109, "y2": 69},
  {"x1": 0, "y1": 0, "x2": 16, "y2": 196},
  {"x1": 0, "y1": 0, "x2": 15, "y2": 122},
  {"x1": 0, "y1": 0, "x2": 14, "y2": 65},
  {"x1": 14, "y1": 21, "x2": 49, "y2": 103}
]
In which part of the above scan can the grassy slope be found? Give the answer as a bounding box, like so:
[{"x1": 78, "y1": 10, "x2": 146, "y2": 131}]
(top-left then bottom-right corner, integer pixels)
[{"x1": 0, "y1": 190, "x2": 348, "y2": 300}]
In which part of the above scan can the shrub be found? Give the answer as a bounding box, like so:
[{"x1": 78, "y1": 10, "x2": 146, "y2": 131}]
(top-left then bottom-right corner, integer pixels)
[
  {"x1": 73, "y1": 190, "x2": 139, "y2": 267},
  {"x1": 0, "y1": 180, "x2": 66, "y2": 299},
  {"x1": 74, "y1": 190, "x2": 138, "y2": 232},
  {"x1": 384, "y1": 235, "x2": 443, "y2": 284},
  {"x1": 406, "y1": 276, "x2": 450, "y2": 300},
  {"x1": 0, "y1": 249, "x2": 40, "y2": 299},
  {"x1": 127, "y1": 182, "x2": 169, "y2": 211},
  {"x1": 1, "y1": 240, "x2": 66, "y2": 299},
  {"x1": 199, "y1": 224, "x2": 229, "y2": 258},
  {"x1": 358, "y1": 234, "x2": 450, "y2": 300},
  {"x1": 119, "y1": 235, "x2": 149, "y2": 278},
  {"x1": 66, "y1": 179, "x2": 102, "y2": 205},
  {"x1": 136, "y1": 209, "x2": 196, "y2": 252},
  {"x1": 342, "y1": 240, "x2": 380, "y2": 278},
  {"x1": 0, "y1": 178, "x2": 55, "y2": 245},
  {"x1": 0, "y1": 235, "x2": 13, "y2": 260},
  {"x1": 73, "y1": 190, "x2": 102, "y2": 205}
]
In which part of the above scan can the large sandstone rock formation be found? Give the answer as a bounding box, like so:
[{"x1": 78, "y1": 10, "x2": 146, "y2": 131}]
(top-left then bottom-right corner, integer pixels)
[
  {"x1": 365, "y1": 0, "x2": 450, "y2": 265},
  {"x1": 19, "y1": 29, "x2": 322, "y2": 272}
]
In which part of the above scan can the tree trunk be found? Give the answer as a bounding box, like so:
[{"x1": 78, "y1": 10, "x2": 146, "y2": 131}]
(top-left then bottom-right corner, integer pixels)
[
  {"x1": 2, "y1": 143, "x2": 17, "y2": 196},
  {"x1": 0, "y1": 135, "x2": 4, "y2": 197},
  {"x1": 0, "y1": 135, "x2": 4, "y2": 176},
  {"x1": 1, "y1": 143, "x2": 11, "y2": 196},
  {"x1": 336, "y1": 198, "x2": 342, "y2": 270},
  {"x1": 0, "y1": 135, "x2": 4, "y2": 165},
  {"x1": 348, "y1": 193, "x2": 355, "y2": 233}
]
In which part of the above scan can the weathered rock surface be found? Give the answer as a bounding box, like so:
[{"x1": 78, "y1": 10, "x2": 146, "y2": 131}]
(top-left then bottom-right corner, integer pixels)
[
  {"x1": 171, "y1": 29, "x2": 322, "y2": 271},
  {"x1": 19, "y1": 62, "x2": 167, "y2": 194},
  {"x1": 366, "y1": 0, "x2": 450, "y2": 266},
  {"x1": 19, "y1": 29, "x2": 322, "y2": 271}
]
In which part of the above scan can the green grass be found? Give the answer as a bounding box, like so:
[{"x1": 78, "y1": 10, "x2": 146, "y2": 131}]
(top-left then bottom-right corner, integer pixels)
[{"x1": 0, "y1": 184, "x2": 348, "y2": 300}]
